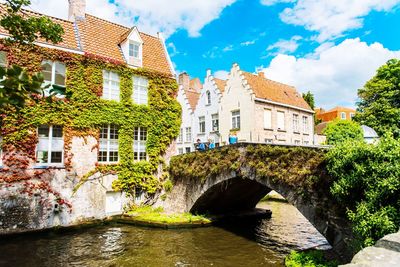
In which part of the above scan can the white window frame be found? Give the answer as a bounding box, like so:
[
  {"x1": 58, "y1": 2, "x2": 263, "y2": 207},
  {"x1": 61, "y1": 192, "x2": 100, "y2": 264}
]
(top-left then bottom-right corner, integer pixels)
[
  {"x1": 185, "y1": 147, "x2": 191, "y2": 153},
  {"x1": 98, "y1": 124, "x2": 119, "y2": 163},
  {"x1": 294, "y1": 140, "x2": 301, "y2": 145},
  {"x1": 129, "y1": 41, "x2": 140, "y2": 59},
  {"x1": 302, "y1": 116, "x2": 309, "y2": 133},
  {"x1": 199, "y1": 116, "x2": 206, "y2": 134},
  {"x1": 0, "y1": 51, "x2": 7, "y2": 68},
  {"x1": 133, "y1": 127, "x2": 147, "y2": 161},
  {"x1": 264, "y1": 109, "x2": 272, "y2": 129},
  {"x1": 0, "y1": 135, "x2": 3, "y2": 167},
  {"x1": 41, "y1": 60, "x2": 66, "y2": 96},
  {"x1": 277, "y1": 111, "x2": 285, "y2": 130},
  {"x1": 231, "y1": 110, "x2": 240, "y2": 129},
  {"x1": 102, "y1": 70, "x2": 120, "y2": 101},
  {"x1": 350, "y1": 113, "x2": 355, "y2": 119},
  {"x1": 133, "y1": 76, "x2": 148, "y2": 105},
  {"x1": 293, "y1": 114, "x2": 299, "y2": 132},
  {"x1": 178, "y1": 128, "x2": 183, "y2": 143},
  {"x1": 206, "y1": 91, "x2": 211, "y2": 105},
  {"x1": 185, "y1": 127, "x2": 192, "y2": 142},
  {"x1": 212, "y1": 114, "x2": 219, "y2": 132},
  {"x1": 341, "y1": 112, "x2": 346, "y2": 120},
  {"x1": 178, "y1": 148, "x2": 183, "y2": 155},
  {"x1": 36, "y1": 125, "x2": 64, "y2": 167}
]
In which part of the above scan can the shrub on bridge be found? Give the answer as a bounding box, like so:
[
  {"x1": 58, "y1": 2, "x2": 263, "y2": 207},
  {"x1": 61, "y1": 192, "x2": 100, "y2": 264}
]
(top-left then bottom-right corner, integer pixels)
[{"x1": 326, "y1": 134, "x2": 400, "y2": 247}]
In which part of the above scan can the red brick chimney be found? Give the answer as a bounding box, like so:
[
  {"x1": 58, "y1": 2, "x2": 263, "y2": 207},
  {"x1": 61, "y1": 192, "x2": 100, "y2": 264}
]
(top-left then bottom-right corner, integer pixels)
[{"x1": 178, "y1": 72, "x2": 190, "y2": 90}]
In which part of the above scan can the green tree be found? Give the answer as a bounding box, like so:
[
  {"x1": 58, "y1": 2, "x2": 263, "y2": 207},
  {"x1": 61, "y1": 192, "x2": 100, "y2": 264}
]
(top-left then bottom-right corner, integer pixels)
[
  {"x1": 0, "y1": 0, "x2": 64, "y2": 109},
  {"x1": 302, "y1": 90, "x2": 315, "y2": 109},
  {"x1": 355, "y1": 59, "x2": 400, "y2": 137},
  {"x1": 327, "y1": 135, "x2": 400, "y2": 247},
  {"x1": 323, "y1": 119, "x2": 363, "y2": 145}
]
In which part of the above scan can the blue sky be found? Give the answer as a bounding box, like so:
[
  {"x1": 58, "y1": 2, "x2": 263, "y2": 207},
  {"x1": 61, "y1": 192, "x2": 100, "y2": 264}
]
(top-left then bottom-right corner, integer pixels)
[{"x1": 29, "y1": 0, "x2": 400, "y2": 109}]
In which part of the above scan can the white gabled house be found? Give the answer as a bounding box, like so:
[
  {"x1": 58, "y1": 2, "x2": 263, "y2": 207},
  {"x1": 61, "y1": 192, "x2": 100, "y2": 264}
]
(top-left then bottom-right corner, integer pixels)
[
  {"x1": 176, "y1": 73, "x2": 201, "y2": 154},
  {"x1": 194, "y1": 69, "x2": 226, "y2": 146}
]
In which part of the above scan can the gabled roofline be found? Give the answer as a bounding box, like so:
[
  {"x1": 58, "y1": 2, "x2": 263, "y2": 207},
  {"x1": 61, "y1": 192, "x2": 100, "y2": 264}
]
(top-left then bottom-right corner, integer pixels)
[{"x1": 158, "y1": 32, "x2": 176, "y2": 77}]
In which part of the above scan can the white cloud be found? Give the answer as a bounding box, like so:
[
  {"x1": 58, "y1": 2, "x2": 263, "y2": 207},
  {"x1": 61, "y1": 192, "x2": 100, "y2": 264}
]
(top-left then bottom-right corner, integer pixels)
[
  {"x1": 28, "y1": 0, "x2": 236, "y2": 38},
  {"x1": 258, "y1": 38, "x2": 400, "y2": 108},
  {"x1": 266, "y1": 35, "x2": 302, "y2": 55},
  {"x1": 240, "y1": 40, "x2": 256, "y2": 46},
  {"x1": 214, "y1": 70, "x2": 229, "y2": 80},
  {"x1": 260, "y1": 0, "x2": 295, "y2": 6},
  {"x1": 261, "y1": 0, "x2": 400, "y2": 42},
  {"x1": 223, "y1": 45, "x2": 234, "y2": 52}
]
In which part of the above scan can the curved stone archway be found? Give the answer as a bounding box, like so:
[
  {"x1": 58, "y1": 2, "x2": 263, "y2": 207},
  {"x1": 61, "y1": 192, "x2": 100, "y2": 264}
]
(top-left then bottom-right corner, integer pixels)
[{"x1": 162, "y1": 144, "x2": 355, "y2": 261}]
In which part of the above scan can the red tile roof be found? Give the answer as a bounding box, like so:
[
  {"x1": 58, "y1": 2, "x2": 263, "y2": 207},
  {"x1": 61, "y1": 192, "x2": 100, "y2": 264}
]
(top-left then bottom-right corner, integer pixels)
[
  {"x1": 214, "y1": 78, "x2": 226, "y2": 93},
  {"x1": 184, "y1": 88, "x2": 200, "y2": 111},
  {"x1": 0, "y1": 6, "x2": 173, "y2": 75},
  {"x1": 242, "y1": 72, "x2": 312, "y2": 111}
]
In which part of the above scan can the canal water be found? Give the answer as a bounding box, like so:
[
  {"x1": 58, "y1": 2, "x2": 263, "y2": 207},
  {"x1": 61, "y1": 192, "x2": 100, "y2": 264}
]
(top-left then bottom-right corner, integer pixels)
[{"x1": 0, "y1": 200, "x2": 330, "y2": 267}]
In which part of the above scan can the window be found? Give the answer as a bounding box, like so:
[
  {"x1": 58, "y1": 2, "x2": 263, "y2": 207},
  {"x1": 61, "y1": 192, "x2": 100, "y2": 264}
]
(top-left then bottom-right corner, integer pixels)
[
  {"x1": 199, "y1": 116, "x2": 205, "y2": 133},
  {"x1": 133, "y1": 76, "x2": 148, "y2": 105},
  {"x1": 265, "y1": 138, "x2": 273, "y2": 144},
  {"x1": 231, "y1": 110, "x2": 240, "y2": 129},
  {"x1": 350, "y1": 113, "x2": 355, "y2": 119},
  {"x1": 340, "y1": 112, "x2": 346, "y2": 120},
  {"x1": 0, "y1": 135, "x2": 3, "y2": 167},
  {"x1": 277, "y1": 111, "x2": 285, "y2": 130},
  {"x1": 36, "y1": 125, "x2": 64, "y2": 166},
  {"x1": 0, "y1": 51, "x2": 7, "y2": 67},
  {"x1": 99, "y1": 125, "x2": 119, "y2": 163},
  {"x1": 294, "y1": 140, "x2": 301, "y2": 145},
  {"x1": 178, "y1": 128, "x2": 183, "y2": 143},
  {"x1": 264, "y1": 109, "x2": 272, "y2": 129},
  {"x1": 41, "y1": 60, "x2": 66, "y2": 95},
  {"x1": 302, "y1": 116, "x2": 309, "y2": 133},
  {"x1": 206, "y1": 91, "x2": 211, "y2": 105},
  {"x1": 303, "y1": 140, "x2": 309, "y2": 145},
  {"x1": 293, "y1": 114, "x2": 299, "y2": 132},
  {"x1": 129, "y1": 42, "x2": 140, "y2": 58},
  {"x1": 102, "y1": 70, "x2": 120, "y2": 101},
  {"x1": 185, "y1": 147, "x2": 191, "y2": 153},
  {"x1": 212, "y1": 114, "x2": 219, "y2": 132},
  {"x1": 185, "y1": 127, "x2": 192, "y2": 142},
  {"x1": 178, "y1": 148, "x2": 183, "y2": 155},
  {"x1": 134, "y1": 127, "x2": 147, "y2": 161}
]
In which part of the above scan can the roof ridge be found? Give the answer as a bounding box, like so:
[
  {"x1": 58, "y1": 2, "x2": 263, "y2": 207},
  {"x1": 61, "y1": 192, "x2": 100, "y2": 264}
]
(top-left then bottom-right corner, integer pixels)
[
  {"x1": 244, "y1": 71, "x2": 295, "y2": 89},
  {"x1": 85, "y1": 14, "x2": 161, "y2": 40},
  {"x1": 13, "y1": 5, "x2": 74, "y2": 25}
]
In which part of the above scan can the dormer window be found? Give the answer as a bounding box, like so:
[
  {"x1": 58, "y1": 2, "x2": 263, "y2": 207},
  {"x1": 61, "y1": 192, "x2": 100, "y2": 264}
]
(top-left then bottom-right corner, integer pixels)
[
  {"x1": 120, "y1": 27, "x2": 143, "y2": 67},
  {"x1": 129, "y1": 42, "x2": 140, "y2": 59}
]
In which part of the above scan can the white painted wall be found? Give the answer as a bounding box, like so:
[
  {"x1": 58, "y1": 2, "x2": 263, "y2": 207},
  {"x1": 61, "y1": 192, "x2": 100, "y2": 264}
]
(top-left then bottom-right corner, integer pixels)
[
  {"x1": 176, "y1": 85, "x2": 195, "y2": 154},
  {"x1": 219, "y1": 64, "x2": 255, "y2": 145},
  {"x1": 193, "y1": 70, "x2": 223, "y2": 145}
]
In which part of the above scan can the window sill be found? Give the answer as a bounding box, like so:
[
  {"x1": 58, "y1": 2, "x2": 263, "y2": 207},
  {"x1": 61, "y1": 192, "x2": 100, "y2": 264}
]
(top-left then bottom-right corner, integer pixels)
[
  {"x1": 293, "y1": 131, "x2": 301, "y2": 134},
  {"x1": 303, "y1": 133, "x2": 309, "y2": 136},
  {"x1": 198, "y1": 133, "x2": 206, "y2": 135},
  {"x1": 264, "y1": 128, "x2": 273, "y2": 131},
  {"x1": 277, "y1": 129, "x2": 286, "y2": 132},
  {"x1": 34, "y1": 165, "x2": 65, "y2": 169},
  {"x1": 210, "y1": 130, "x2": 220, "y2": 134}
]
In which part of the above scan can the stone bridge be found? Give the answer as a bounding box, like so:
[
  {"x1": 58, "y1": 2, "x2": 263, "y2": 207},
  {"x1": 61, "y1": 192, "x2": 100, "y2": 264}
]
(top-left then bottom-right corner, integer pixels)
[{"x1": 162, "y1": 143, "x2": 354, "y2": 261}]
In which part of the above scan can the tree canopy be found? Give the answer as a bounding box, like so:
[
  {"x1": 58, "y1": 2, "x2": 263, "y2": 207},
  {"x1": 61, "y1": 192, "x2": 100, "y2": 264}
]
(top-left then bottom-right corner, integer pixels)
[
  {"x1": 302, "y1": 90, "x2": 315, "y2": 110},
  {"x1": 0, "y1": 0, "x2": 64, "y2": 109},
  {"x1": 355, "y1": 59, "x2": 400, "y2": 137},
  {"x1": 323, "y1": 119, "x2": 364, "y2": 145}
]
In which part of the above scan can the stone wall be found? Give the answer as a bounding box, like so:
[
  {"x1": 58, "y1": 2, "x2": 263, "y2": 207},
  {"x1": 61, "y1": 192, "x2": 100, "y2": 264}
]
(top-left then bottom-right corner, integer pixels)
[{"x1": 0, "y1": 136, "x2": 131, "y2": 235}]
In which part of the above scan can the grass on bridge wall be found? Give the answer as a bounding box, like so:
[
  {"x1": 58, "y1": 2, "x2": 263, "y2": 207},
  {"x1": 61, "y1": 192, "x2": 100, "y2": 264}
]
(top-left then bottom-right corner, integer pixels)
[{"x1": 169, "y1": 144, "x2": 332, "y2": 197}]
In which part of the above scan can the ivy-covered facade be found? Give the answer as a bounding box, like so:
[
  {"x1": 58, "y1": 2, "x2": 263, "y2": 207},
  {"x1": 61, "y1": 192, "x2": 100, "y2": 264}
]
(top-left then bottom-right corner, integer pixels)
[{"x1": 0, "y1": 6, "x2": 180, "y2": 233}]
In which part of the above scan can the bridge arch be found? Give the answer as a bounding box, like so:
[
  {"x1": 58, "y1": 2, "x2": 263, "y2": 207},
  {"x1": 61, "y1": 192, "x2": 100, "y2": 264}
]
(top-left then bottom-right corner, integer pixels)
[{"x1": 163, "y1": 144, "x2": 354, "y2": 260}]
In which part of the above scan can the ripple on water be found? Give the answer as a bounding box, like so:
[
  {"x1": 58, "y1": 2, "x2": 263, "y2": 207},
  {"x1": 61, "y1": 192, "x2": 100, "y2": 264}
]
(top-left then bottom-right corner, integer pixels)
[{"x1": 0, "y1": 200, "x2": 330, "y2": 267}]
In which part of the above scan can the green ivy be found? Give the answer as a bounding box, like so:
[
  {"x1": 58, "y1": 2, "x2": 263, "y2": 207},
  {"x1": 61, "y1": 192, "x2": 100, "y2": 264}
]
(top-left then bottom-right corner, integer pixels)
[{"x1": 0, "y1": 41, "x2": 181, "y2": 195}]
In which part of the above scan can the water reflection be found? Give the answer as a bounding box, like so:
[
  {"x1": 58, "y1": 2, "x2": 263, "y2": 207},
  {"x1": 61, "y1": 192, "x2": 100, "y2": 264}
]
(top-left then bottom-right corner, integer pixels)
[{"x1": 0, "y1": 200, "x2": 329, "y2": 267}]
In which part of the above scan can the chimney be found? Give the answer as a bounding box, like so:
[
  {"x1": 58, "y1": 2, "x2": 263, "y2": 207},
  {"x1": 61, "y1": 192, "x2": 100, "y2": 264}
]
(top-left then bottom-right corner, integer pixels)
[
  {"x1": 68, "y1": 0, "x2": 86, "y2": 21},
  {"x1": 178, "y1": 72, "x2": 190, "y2": 90},
  {"x1": 258, "y1": 72, "x2": 265, "y2": 78}
]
